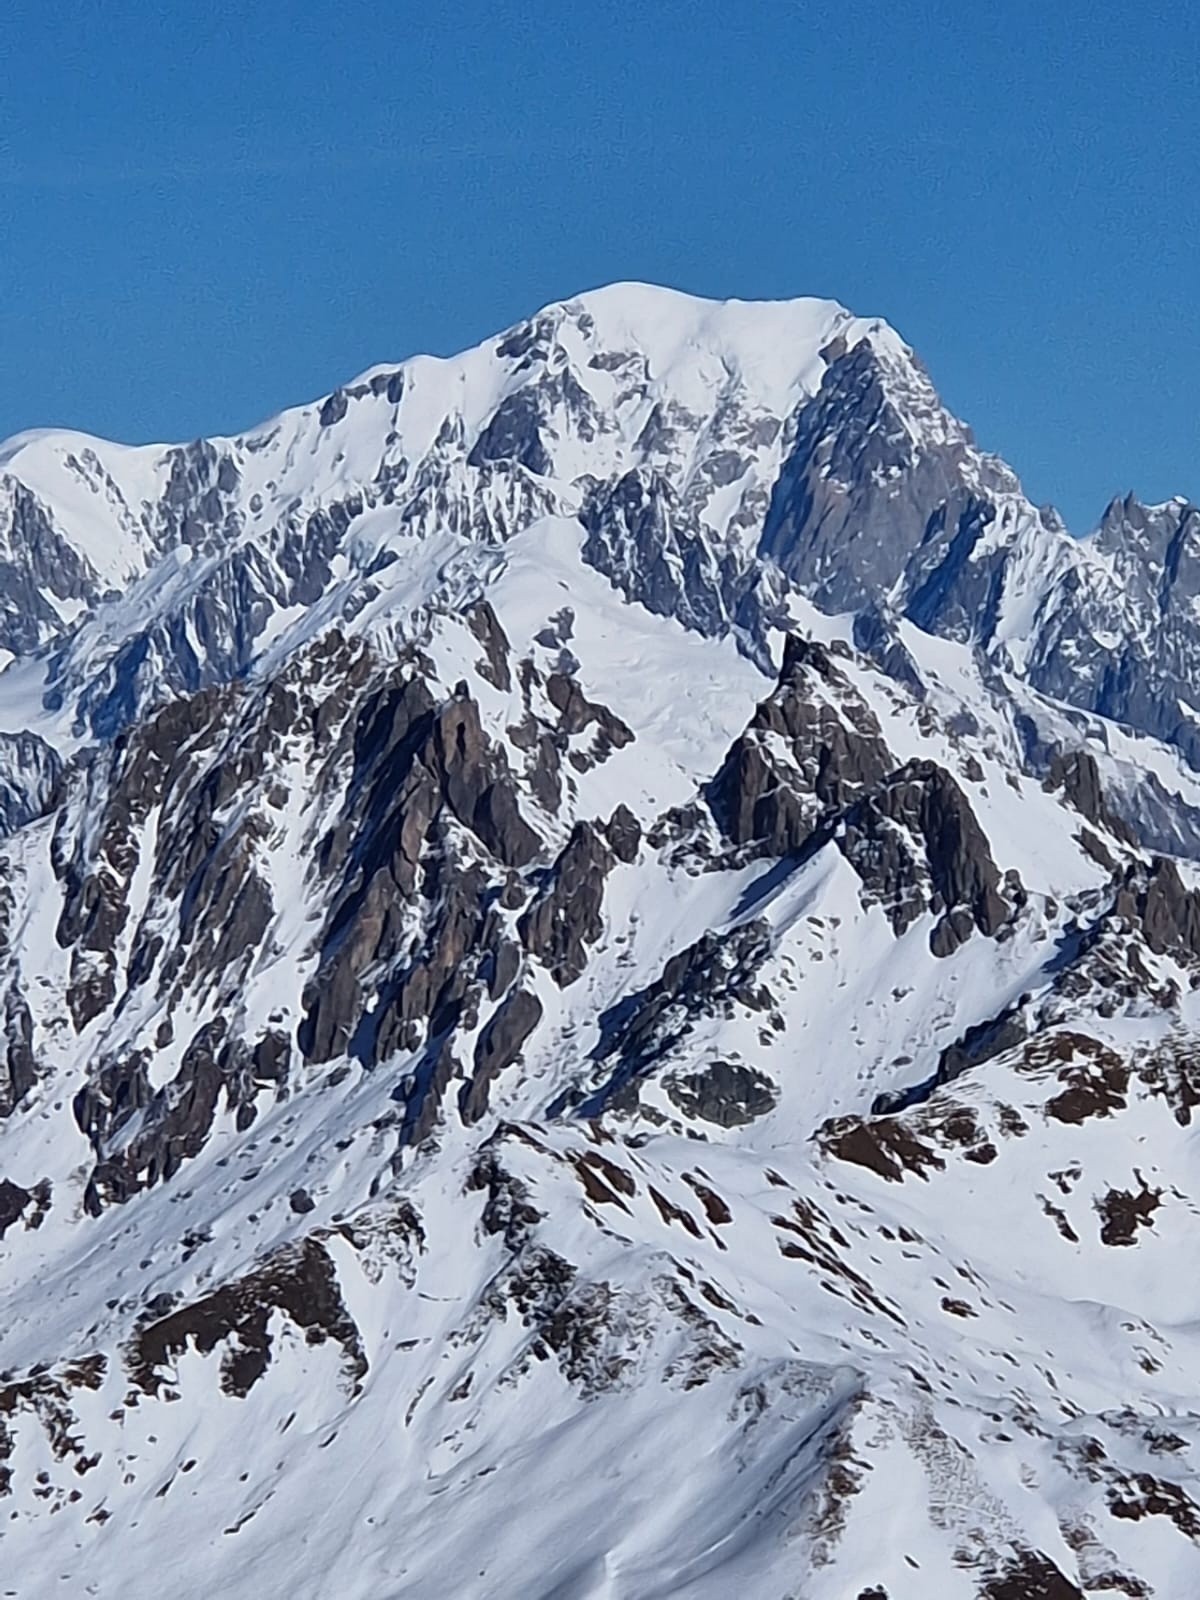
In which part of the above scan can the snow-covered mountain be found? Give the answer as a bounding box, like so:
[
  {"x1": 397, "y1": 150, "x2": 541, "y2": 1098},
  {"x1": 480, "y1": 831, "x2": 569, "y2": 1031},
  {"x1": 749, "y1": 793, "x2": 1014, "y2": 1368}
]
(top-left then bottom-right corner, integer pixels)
[{"x1": 3, "y1": 282, "x2": 1200, "y2": 1598}]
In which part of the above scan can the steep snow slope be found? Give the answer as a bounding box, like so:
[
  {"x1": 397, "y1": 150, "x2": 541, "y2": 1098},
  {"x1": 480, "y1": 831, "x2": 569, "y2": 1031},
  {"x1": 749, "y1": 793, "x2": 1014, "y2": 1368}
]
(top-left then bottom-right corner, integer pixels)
[{"x1": 2, "y1": 285, "x2": 1200, "y2": 1599}]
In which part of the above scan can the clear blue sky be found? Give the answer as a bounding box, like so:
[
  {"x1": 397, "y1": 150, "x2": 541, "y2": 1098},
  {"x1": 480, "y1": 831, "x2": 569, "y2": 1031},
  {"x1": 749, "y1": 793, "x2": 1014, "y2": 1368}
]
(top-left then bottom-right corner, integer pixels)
[{"x1": 0, "y1": 0, "x2": 1195, "y2": 529}]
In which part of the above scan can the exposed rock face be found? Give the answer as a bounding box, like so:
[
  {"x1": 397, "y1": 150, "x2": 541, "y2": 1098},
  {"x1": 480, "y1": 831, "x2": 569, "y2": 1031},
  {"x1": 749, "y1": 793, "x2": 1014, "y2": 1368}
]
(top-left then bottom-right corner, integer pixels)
[
  {"x1": 294, "y1": 667, "x2": 550, "y2": 1142},
  {"x1": 581, "y1": 470, "x2": 746, "y2": 642},
  {"x1": 468, "y1": 388, "x2": 553, "y2": 477},
  {"x1": 75, "y1": 1021, "x2": 259, "y2": 1211},
  {"x1": 543, "y1": 670, "x2": 634, "y2": 757},
  {"x1": 303, "y1": 676, "x2": 536, "y2": 1049},
  {"x1": 851, "y1": 603, "x2": 926, "y2": 700},
  {"x1": 760, "y1": 337, "x2": 1017, "y2": 617},
  {"x1": 874, "y1": 1000, "x2": 1032, "y2": 1114},
  {"x1": 520, "y1": 821, "x2": 614, "y2": 986},
  {"x1": 838, "y1": 760, "x2": 1010, "y2": 951},
  {"x1": 1022, "y1": 496, "x2": 1200, "y2": 771},
  {"x1": 0, "y1": 732, "x2": 61, "y2": 843},
  {"x1": 465, "y1": 600, "x2": 512, "y2": 691},
  {"x1": 604, "y1": 803, "x2": 642, "y2": 864},
  {"x1": 1046, "y1": 747, "x2": 1135, "y2": 845},
  {"x1": 53, "y1": 684, "x2": 235, "y2": 1028},
  {"x1": 124, "y1": 1235, "x2": 367, "y2": 1399},
  {"x1": 0, "y1": 1178, "x2": 30, "y2": 1239},
  {"x1": 1114, "y1": 857, "x2": 1200, "y2": 963},
  {"x1": 0, "y1": 987, "x2": 37, "y2": 1118},
  {"x1": 705, "y1": 640, "x2": 1008, "y2": 954},
  {"x1": 580, "y1": 920, "x2": 775, "y2": 1116},
  {"x1": 460, "y1": 988, "x2": 544, "y2": 1125},
  {"x1": 664, "y1": 1060, "x2": 779, "y2": 1127},
  {"x1": 0, "y1": 482, "x2": 99, "y2": 657},
  {"x1": 708, "y1": 636, "x2": 892, "y2": 856}
]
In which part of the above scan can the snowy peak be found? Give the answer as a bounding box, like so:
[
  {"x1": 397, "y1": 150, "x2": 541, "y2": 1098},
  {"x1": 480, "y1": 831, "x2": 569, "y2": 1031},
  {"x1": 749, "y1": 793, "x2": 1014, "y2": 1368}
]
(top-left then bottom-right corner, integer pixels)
[
  {"x1": 4, "y1": 281, "x2": 1200, "y2": 1598},
  {"x1": 0, "y1": 280, "x2": 1195, "y2": 798},
  {"x1": 0, "y1": 287, "x2": 930, "y2": 742}
]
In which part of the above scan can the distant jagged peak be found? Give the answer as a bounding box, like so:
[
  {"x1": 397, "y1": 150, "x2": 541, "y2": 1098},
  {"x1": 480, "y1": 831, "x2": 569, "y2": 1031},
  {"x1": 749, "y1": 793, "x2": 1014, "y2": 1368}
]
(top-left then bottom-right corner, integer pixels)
[{"x1": 1092, "y1": 488, "x2": 1198, "y2": 538}]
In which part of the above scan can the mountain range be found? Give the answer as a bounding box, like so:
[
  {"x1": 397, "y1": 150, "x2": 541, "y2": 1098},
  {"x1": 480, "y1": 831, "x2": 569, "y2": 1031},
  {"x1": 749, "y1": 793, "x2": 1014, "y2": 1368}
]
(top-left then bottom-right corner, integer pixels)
[{"x1": 2, "y1": 282, "x2": 1200, "y2": 1598}]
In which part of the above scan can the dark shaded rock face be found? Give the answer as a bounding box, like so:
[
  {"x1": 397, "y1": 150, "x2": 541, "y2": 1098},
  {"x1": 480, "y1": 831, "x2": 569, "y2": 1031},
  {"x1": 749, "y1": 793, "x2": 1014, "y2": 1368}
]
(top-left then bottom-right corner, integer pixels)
[
  {"x1": 0, "y1": 482, "x2": 99, "y2": 657},
  {"x1": 468, "y1": 389, "x2": 552, "y2": 477},
  {"x1": 0, "y1": 1178, "x2": 30, "y2": 1239},
  {"x1": 604, "y1": 803, "x2": 642, "y2": 864},
  {"x1": 75, "y1": 1021, "x2": 259, "y2": 1212},
  {"x1": 460, "y1": 988, "x2": 544, "y2": 1125},
  {"x1": 299, "y1": 668, "x2": 546, "y2": 1140},
  {"x1": 838, "y1": 760, "x2": 1009, "y2": 951},
  {"x1": 979, "y1": 1548, "x2": 1086, "y2": 1600},
  {"x1": 708, "y1": 636, "x2": 893, "y2": 857},
  {"x1": 53, "y1": 683, "x2": 236, "y2": 1029},
  {"x1": 466, "y1": 1131, "x2": 546, "y2": 1250},
  {"x1": 520, "y1": 821, "x2": 614, "y2": 987},
  {"x1": 936, "y1": 1004, "x2": 1029, "y2": 1090},
  {"x1": 0, "y1": 731, "x2": 62, "y2": 844},
  {"x1": 28, "y1": 635, "x2": 372, "y2": 1198},
  {"x1": 505, "y1": 656, "x2": 634, "y2": 816},
  {"x1": 851, "y1": 604, "x2": 926, "y2": 700},
  {"x1": 1114, "y1": 857, "x2": 1200, "y2": 963},
  {"x1": 1046, "y1": 748, "x2": 1135, "y2": 845},
  {"x1": 759, "y1": 339, "x2": 1010, "y2": 617},
  {"x1": 465, "y1": 600, "x2": 512, "y2": 691},
  {"x1": 543, "y1": 671, "x2": 634, "y2": 757},
  {"x1": 0, "y1": 987, "x2": 37, "y2": 1118},
  {"x1": 873, "y1": 1000, "x2": 1032, "y2": 1115},
  {"x1": 581, "y1": 470, "x2": 729, "y2": 639},
  {"x1": 436, "y1": 694, "x2": 541, "y2": 866},
  {"x1": 664, "y1": 1061, "x2": 778, "y2": 1127},
  {"x1": 32, "y1": 621, "x2": 566, "y2": 1204}
]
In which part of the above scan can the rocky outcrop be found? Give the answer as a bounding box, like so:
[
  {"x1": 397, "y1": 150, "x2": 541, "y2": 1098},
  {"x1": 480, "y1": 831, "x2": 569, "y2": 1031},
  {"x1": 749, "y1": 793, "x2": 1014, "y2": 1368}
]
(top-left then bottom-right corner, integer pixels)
[
  {"x1": 1045, "y1": 748, "x2": 1135, "y2": 845},
  {"x1": 837, "y1": 759, "x2": 1010, "y2": 952},
  {"x1": 507, "y1": 658, "x2": 635, "y2": 814},
  {"x1": 580, "y1": 920, "x2": 774, "y2": 1116},
  {"x1": 851, "y1": 603, "x2": 926, "y2": 700},
  {"x1": 0, "y1": 986, "x2": 37, "y2": 1118},
  {"x1": 468, "y1": 389, "x2": 552, "y2": 477},
  {"x1": 0, "y1": 731, "x2": 61, "y2": 843},
  {"x1": 543, "y1": 671, "x2": 634, "y2": 759},
  {"x1": 466, "y1": 601, "x2": 513, "y2": 691},
  {"x1": 1113, "y1": 857, "x2": 1200, "y2": 964},
  {"x1": 52, "y1": 684, "x2": 233, "y2": 1027},
  {"x1": 708, "y1": 636, "x2": 892, "y2": 856},
  {"x1": 581, "y1": 470, "x2": 741, "y2": 641},
  {"x1": 75, "y1": 1020, "x2": 260, "y2": 1211},
  {"x1": 0, "y1": 480, "x2": 101, "y2": 657},
  {"x1": 759, "y1": 338, "x2": 1015, "y2": 617},
  {"x1": 0, "y1": 1178, "x2": 30, "y2": 1239},
  {"x1": 124, "y1": 1235, "x2": 367, "y2": 1399},
  {"x1": 520, "y1": 821, "x2": 614, "y2": 986},
  {"x1": 663, "y1": 1061, "x2": 779, "y2": 1127},
  {"x1": 1022, "y1": 496, "x2": 1200, "y2": 773},
  {"x1": 604, "y1": 804, "x2": 642, "y2": 864},
  {"x1": 300, "y1": 670, "x2": 544, "y2": 1144},
  {"x1": 460, "y1": 989, "x2": 544, "y2": 1125}
]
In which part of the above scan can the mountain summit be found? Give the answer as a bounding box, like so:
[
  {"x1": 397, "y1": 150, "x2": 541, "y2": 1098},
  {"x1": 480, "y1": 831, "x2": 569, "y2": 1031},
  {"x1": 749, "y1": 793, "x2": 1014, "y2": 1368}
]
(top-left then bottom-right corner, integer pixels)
[{"x1": 2, "y1": 285, "x2": 1200, "y2": 1598}]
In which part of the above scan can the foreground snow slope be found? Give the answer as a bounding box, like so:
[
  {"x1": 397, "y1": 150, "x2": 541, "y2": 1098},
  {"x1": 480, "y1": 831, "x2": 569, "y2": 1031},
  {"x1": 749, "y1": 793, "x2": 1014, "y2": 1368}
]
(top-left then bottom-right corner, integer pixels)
[{"x1": 1, "y1": 284, "x2": 1200, "y2": 1598}]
